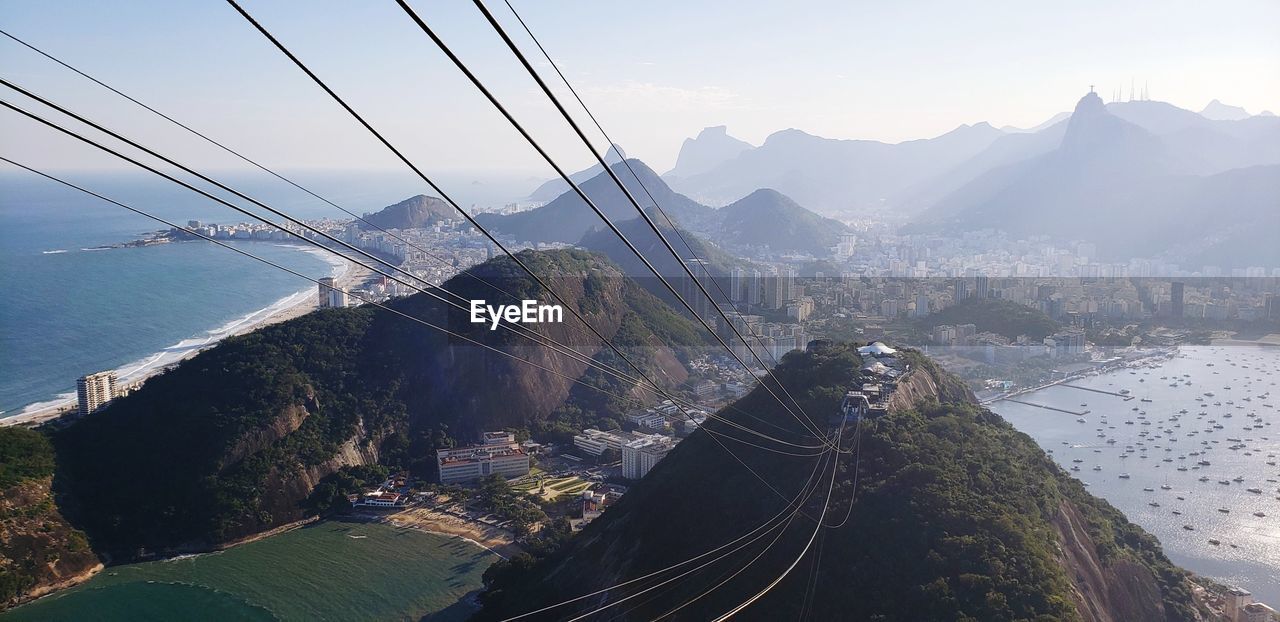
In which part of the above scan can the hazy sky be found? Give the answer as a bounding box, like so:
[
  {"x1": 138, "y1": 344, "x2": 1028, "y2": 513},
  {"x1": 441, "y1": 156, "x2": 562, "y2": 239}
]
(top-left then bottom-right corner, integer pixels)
[{"x1": 2, "y1": 0, "x2": 1277, "y2": 179}]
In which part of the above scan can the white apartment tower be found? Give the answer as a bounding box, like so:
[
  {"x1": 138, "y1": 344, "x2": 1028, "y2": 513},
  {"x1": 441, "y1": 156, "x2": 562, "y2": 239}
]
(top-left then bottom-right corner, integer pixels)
[
  {"x1": 318, "y1": 277, "x2": 348, "y2": 308},
  {"x1": 76, "y1": 371, "x2": 119, "y2": 416},
  {"x1": 622, "y1": 433, "x2": 677, "y2": 480}
]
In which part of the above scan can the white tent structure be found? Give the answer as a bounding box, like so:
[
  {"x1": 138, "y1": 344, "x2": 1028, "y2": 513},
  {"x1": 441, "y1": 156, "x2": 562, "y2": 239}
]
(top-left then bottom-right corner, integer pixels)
[{"x1": 858, "y1": 342, "x2": 897, "y2": 357}]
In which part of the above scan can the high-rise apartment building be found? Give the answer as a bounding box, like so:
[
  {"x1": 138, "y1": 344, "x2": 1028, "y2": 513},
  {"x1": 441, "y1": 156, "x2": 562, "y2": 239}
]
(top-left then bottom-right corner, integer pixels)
[
  {"x1": 318, "y1": 277, "x2": 348, "y2": 309},
  {"x1": 622, "y1": 433, "x2": 677, "y2": 480},
  {"x1": 1170, "y1": 281, "x2": 1185, "y2": 319},
  {"x1": 779, "y1": 268, "x2": 796, "y2": 304},
  {"x1": 747, "y1": 269, "x2": 763, "y2": 305},
  {"x1": 730, "y1": 267, "x2": 745, "y2": 302},
  {"x1": 76, "y1": 371, "x2": 119, "y2": 416},
  {"x1": 975, "y1": 275, "x2": 990, "y2": 300},
  {"x1": 913, "y1": 293, "x2": 930, "y2": 317}
]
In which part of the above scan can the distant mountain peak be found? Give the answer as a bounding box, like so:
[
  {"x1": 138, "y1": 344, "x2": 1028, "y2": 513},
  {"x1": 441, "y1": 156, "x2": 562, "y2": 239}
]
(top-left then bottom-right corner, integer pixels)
[
  {"x1": 1200, "y1": 99, "x2": 1251, "y2": 121},
  {"x1": 1001, "y1": 111, "x2": 1071, "y2": 134},
  {"x1": 1072, "y1": 91, "x2": 1107, "y2": 118},
  {"x1": 359, "y1": 194, "x2": 454, "y2": 230},
  {"x1": 737, "y1": 187, "x2": 790, "y2": 203},
  {"x1": 602, "y1": 143, "x2": 626, "y2": 161},
  {"x1": 763, "y1": 128, "x2": 819, "y2": 145},
  {"x1": 528, "y1": 144, "x2": 629, "y2": 201},
  {"x1": 664, "y1": 125, "x2": 753, "y2": 179},
  {"x1": 1061, "y1": 91, "x2": 1151, "y2": 154},
  {"x1": 616, "y1": 157, "x2": 664, "y2": 186},
  {"x1": 933, "y1": 121, "x2": 1004, "y2": 142}
]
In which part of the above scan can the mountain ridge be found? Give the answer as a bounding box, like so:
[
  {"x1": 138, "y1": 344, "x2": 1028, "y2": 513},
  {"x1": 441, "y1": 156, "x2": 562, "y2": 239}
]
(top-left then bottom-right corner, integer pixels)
[
  {"x1": 528, "y1": 144, "x2": 627, "y2": 203},
  {"x1": 663, "y1": 122, "x2": 1007, "y2": 214},
  {"x1": 359, "y1": 194, "x2": 457, "y2": 230},
  {"x1": 905, "y1": 92, "x2": 1280, "y2": 266},
  {"x1": 47, "y1": 249, "x2": 705, "y2": 561},
  {"x1": 480, "y1": 160, "x2": 846, "y2": 257},
  {"x1": 665, "y1": 126, "x2": 753, "y2": 179},
  {"x1": 472, "y1": 345, "x2": 1198, "y2": 621}
]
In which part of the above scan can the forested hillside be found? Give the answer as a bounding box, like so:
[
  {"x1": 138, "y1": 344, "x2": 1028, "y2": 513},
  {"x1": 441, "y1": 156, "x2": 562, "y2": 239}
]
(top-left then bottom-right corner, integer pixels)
[
  {"x1": 919, "y1": 297, "x2": 1061, "y2": 341},
  {"x1": 50, "y1": 250, "x2": 706, "y2": 561},
  {"x1": 473, "y1": 344, "x2": 1197, "y2": 621},
  {"x1": 0, "y1": 427, "x2": 99, "y2": 607}
]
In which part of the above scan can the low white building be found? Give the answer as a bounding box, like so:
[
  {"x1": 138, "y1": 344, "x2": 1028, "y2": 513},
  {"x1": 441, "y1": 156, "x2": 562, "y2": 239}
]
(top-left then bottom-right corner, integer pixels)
[
  {"x1": 573, "y1": 429, "x2": 626, "y2": 457},
  {"x1": 625, "y1": 411, "x2": 667, "y2": 430},
  {"x1": 358, "y1": 491, "x2": 404, "y2": 507},
  {"x1": 437, "y1": 434, "x2": 530, "y2": 484}
]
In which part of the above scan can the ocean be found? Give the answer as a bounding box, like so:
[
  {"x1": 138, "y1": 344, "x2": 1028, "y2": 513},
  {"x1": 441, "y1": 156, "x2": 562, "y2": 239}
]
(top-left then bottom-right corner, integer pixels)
[
  {"x1": 0, "y1": 170, "x2": 532, "y2": 417},
  {"x1": 1, "y1": 520, "x2": 496, "y2": 621},
  {"x1": 990, "y1": 345, "x2": 1280, "y2": 606}
]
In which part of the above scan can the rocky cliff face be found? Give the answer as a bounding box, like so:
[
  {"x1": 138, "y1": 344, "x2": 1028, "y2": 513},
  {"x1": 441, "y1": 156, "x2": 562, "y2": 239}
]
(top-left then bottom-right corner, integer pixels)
[
  {"x1": 1053, "y1": 500, "x2": 1170, "y2": 622},
  {"x1": 888, "y1": 363, "x2": 974, "y2": 411}
]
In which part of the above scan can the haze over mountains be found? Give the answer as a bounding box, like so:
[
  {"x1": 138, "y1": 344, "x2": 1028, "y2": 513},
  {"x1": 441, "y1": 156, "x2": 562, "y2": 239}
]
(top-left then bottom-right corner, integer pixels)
[
  {"x1": 662, "y1": 122, "x2": 1007, "y2": 213},
  {"x1": 481, "y1": 159, "x2": 849, "y2": 259},
  {"x1": 527, "y1": 144, "x2": 628, "y2": 203},
  {"x1": 663, "y1": 125, "x2": 753, "y2": 180},
  {"x1": 907, "y1": 92, "x2": 1280, "y2": 266},
  {"x1": 512, "y1": 94, "x2": 1275, "y2": 268}
]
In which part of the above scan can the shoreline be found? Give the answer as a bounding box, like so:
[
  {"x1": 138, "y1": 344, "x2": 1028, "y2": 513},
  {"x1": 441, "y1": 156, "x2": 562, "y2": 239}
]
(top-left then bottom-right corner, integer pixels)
[
  {"x1": 2, "y1": 245, "x2": 368, "y2": 428},
  {"x1": 377, "y1": 507, "x2": 522, "y2": 560},
  {"x1": 979, "y1": 346, "x2": 1178, "y2": 405},
  {"x1": 989, "y1": 345, "x2": 1280, "y2": 609},
  {"x1": 5, "y1": 512, "x2": 490, "y2": 612},
  {"x1": 8, "y1": 562, "x2": 105, "y2": 610}
]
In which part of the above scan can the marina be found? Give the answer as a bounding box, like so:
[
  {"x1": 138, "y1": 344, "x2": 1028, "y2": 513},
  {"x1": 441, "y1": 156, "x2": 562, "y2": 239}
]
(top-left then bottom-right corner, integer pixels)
[
  {"x1": 1058, "y1": 384, "x2": 1136, "y2": 400},
  {"x1": 991, "y1": 344, "x2": 1280, "y2": 607},
  {"x1": 998, "y1": 398, "x2": 1090, "y2": 416}
]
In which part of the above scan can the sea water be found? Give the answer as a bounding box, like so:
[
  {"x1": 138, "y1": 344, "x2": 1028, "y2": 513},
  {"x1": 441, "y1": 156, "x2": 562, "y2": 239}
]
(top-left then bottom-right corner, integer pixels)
[
  {"x1": 0, "y1": 174, "x2": 341, "y2": 416},
  {"x1": 991, "y1": 345, "x2": 1280, "y2": 605},
  {"x1": 0, "y1": 170, "x2": 529, "y2": 416},
  {"x1": 1, "y1": 520, "x2": 496, "y2": 621}
]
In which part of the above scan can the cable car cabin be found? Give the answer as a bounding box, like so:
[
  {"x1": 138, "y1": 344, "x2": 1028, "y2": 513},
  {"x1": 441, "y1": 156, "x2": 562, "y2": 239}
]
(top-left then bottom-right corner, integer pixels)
[{"x1": 834, "y1": 390, "x2": 889, "y2": 425}]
